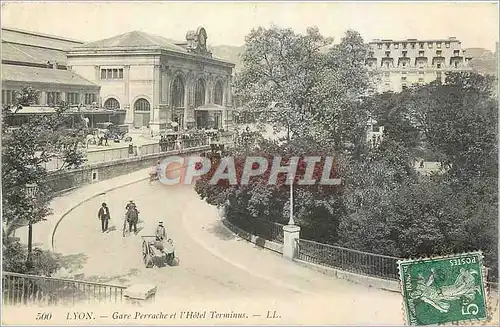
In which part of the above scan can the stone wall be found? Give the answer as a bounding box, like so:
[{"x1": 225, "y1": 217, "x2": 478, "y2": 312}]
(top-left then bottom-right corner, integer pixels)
[{"x1": 47, "y1": 146, "x2": 209, "y2": 194}]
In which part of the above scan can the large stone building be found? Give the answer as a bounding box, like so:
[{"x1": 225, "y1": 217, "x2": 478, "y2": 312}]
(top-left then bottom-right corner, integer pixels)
[
  {"x1": 1, "y1": 28, "x2": 108, "y2": 125},
  {"x1": 67, "y1": 27, "x2": 235, "y2": 132},
  {"x1": 366, "y1": 37, "x2": 473, "y2": 93}
]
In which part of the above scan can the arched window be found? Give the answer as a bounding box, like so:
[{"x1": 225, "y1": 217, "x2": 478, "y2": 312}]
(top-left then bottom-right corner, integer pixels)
[
  {"x1": 134, "y1": 98, "x2": 150, "y2": 111},
  {"x1": 214, "y1": 80, "x2": 224, "y2": 105},
  {"x1": 171, "y1": 75, "x2": 184, "y2": 108},
  {"x1": 103, "y1": 98, "x2": 120, "y2": 110},
  {"x1": 194, "y1": 79, "x2": 205, "y2": 107}
]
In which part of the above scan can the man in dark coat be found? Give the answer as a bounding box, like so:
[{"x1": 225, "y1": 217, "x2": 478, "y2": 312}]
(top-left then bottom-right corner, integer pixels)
[
  {"x1": 126, "y1": 205, "x2": 139, "y2": 234},
  {"x1": 98, "y1": 202, "x2": 111, "y2": 232}
]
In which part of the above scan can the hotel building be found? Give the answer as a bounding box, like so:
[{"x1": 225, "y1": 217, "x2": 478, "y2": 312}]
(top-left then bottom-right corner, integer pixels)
[{"x1": 366, "y1": 37, "x2": 473, "y2": 93}]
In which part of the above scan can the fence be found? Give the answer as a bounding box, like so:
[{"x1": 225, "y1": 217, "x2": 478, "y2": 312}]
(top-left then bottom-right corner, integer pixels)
[
  {"x1": 297, "y1": 239, "x2": 399, "y2": 280},
  {"x1": 226, "y1": 217, "x2": 498, "y2": 287},
  {"x1": 226, "y1": 215, "x2": 284, "y2": 244},
  {"x1": 43, "y1": 136, "x2": 213, "y2": 171},
  {"x1": 3, "y1": 272, "x2": 127, "y2": 306}
]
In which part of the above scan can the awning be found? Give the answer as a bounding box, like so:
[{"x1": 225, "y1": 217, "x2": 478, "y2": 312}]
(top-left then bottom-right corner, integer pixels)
[{"x1": 195, "y1": 103, "x2": 225, "y2": 111}]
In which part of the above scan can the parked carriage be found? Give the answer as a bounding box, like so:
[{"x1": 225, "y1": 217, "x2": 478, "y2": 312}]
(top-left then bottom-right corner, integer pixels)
[{"x1": 141, "y1": 236, "x2": 177, "y2": 268}]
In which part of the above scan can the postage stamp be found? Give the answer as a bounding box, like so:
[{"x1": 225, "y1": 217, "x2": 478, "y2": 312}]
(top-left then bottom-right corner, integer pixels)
[{"x1": 398, "y1": 252, "x2": 488, "y2": 326}]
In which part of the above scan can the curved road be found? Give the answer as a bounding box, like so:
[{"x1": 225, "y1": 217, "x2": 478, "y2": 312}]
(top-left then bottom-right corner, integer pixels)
[{"x1": 53, "y1": 179, "x2": 406, "y2": 324}]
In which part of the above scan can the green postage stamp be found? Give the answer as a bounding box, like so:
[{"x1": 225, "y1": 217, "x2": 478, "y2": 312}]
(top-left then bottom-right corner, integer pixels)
[{"x1": 398, "y1": 251, "x2": 488, "y2": 326}]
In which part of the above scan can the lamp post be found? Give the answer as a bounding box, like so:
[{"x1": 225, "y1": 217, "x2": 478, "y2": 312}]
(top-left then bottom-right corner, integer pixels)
[
  {"x1": 288, "y1": 182, "x2": 295, "y2": 225},
  {"x1": 25, "y1": 183, "x2": 38, "y2": 270}
]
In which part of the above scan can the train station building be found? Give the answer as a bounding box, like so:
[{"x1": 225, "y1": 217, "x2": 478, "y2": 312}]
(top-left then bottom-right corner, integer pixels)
[{"x1": 2, "y1": 27, "x2": 235, "y2": 132}]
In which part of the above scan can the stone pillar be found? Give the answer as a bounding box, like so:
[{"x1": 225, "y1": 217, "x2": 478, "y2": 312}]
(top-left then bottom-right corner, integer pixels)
[
  {"x1": 40, "y1": 91, "x2": 47, "y2": 106},
  {"x1": 282, "y1": 225, "x2": 301, "y2": 260},
  {"x1": 204, "y1": 78, "x2": 210, "y2": 105},
  {"x1": 123, "y1": 284, "x2": 157, "y2": 306},
  {"x1": 60, "y1": 92, "x2": 66, "y2": 104},
  {"x1": 123, "y1": 65, "x2": 133, "y2": 127},
  {"x1": 183, "y1": 73, "x2": 190, "y2": 130},
  {"x1": 161, "y1": 68, "x2": 172, "y2": 124},
  {"x1": 94, "y1": 66, "x2": 100, "y2": 82},
  {"x1": 150, "y1": 64, "x2": 161, "y2": 133}
]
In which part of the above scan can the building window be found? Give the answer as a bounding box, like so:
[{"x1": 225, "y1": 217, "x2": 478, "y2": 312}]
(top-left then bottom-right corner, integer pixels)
[
  {"x1": 401, "y1": 76, "x2": 407, "y2": 81},
  {"x1": 385, "y1": 51, "x2": 391, "y2": 57},
  {"x1": 445, "y1": 42, "x2": 450, "y2": 48},
  {"x1": 194, "y1": 79, "x2": 205, "y2": 107},
  {"x1": 418, "y1": 50, "x2": 425, "y2": 57},
  {"x1": 402, "y1": 51, "x2": 407, "y2": 57},
  {"x1": 402, "y1": 42, "x2": 407, "y2": 49},
  {"x1": 453, "y1": 50, "x2": 460, "y2": 56},
  {"x1": 101, "y1": 68, "x2": 124, "y2": 80},
  {"x1": 377, "y1": 43, "x2": 382, "y2": 49},
  {"x1": 437, "y1": 42, "x2": 442, "y2": 49},
  {"x1": 402, "y1": 84, "x2": 408, "y2": 90},
  {"x1": 418, "y1": 77, "x2": 424, "y2": 82},
  {"x1": 67, "y1": 92, "x2": 79, "y2": 105},
  {"x1": 104, "y1": 98, "x2": 120, "y2": 110},
  {"x1": 385, "y1": 43, "x2": 390, "y2": 49},
  {"x1": 437, "y1": 63, "x2": 442, "y2": 69},
  {"x1": 436, "y1": 50, "x2": 442, "y2": 56},
  {"x1": 402, "y1": 62, "x2": 407, "y2": 67},
  {"x1": 411, "y1": 43, "x2": 416, "y2": 49},
  {"x1": 419, "y1": 43, "x2": 424, "y2": 49},
  {"x1": 214, "y1": 80, "x2": 224, "y2": 106},
  {"x1": 369, "y1": 51, "x2": 374, "y2": 57},
  {"x1": 84, "y1": 93, "x2": 96, "y2": 105},
  {"x1": 171, "y1": 75, "x2": 185, "y2": 108},
  {"x1": 47, "y1": 92, "x2": 61, "y2": 106},
  {"x1": 419, "y1": 71, "x2": 425, "y2": 75},
  {"x1": 394, "y1": 43, "x2": 399, "y2": 49},
  {"x1": 428, "y1": 42, "x2": 433, "y2": 48},
  {"x1": 134, "y1": 98, "x2": 150, "y2": 111}
]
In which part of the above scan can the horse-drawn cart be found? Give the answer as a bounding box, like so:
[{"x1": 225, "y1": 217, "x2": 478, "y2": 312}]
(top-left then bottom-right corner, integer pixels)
[{"x1": 141, "y1": 236, "x2": 177, "y2": 268}]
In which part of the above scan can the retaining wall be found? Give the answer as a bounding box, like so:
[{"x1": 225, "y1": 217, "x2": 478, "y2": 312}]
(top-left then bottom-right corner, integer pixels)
[
  {"x1": 221, "y1": 215, "x2": 401, "y2": 293},
  {"x1": 47, "y1": 146, "x2": 209, "y2": 195}
]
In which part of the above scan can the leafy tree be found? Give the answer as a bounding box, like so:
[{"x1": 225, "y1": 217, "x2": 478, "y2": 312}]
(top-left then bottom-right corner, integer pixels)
[
  {"x1": 235, "y1": 27, "x2": 371, "y2": 148},
  {"x1": 2, "y1": 87, "x2": 88, "y2": 274}
]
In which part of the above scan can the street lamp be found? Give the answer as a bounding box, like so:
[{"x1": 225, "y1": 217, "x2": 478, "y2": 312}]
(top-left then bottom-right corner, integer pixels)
[
  {"x1": 25, "y1": 183, "x2": 38, "y2": 270},
  {"x1": 288, "y1": 182, "x2": 295, "y2": 225}
]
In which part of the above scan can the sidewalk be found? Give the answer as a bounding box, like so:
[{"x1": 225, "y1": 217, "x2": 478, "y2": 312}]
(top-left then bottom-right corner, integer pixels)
[{"x1": 16, "y1": 167, "x2": 153, "y2": 251}]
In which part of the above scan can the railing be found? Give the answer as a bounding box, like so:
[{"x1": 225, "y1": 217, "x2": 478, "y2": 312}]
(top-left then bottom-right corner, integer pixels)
[
  {"x1": 43, "y1": 136, "x2": 213, "y2": 171},
  {"x1": 226, "y1": 215, "x2": 284, "y2": 244},
  {"x1": 297, "y1": 239, "x2": 399, "y2": 280},
  {"x1": 3, "y1": 272, "x2": 127, "y2": 306}
]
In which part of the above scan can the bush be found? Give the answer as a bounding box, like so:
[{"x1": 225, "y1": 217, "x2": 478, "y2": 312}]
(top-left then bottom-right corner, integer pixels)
[{"x1": 3, "y1": 240, "x2": 61, "y2": 276}]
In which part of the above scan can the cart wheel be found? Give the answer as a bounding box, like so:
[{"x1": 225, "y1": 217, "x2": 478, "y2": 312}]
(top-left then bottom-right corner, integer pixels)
[
  {"x1": 122, "y1": 220, "x2": 128, "y2": 237},
  {"x1": 142, "y1": 242, "x2": 153, "y2": 268}
]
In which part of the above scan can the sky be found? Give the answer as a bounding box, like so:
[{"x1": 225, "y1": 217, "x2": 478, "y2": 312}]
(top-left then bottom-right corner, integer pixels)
[{"x1": 1, "y1": 1, "x2": 499, "y2": 51}]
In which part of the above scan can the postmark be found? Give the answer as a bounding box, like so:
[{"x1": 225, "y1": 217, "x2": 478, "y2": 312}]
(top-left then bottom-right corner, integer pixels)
[{"x1": 398, "y1": 252, "x2": 488, "y2": 326}]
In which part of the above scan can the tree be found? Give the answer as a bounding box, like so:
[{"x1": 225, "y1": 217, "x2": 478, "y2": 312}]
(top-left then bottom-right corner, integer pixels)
[
  {"x1": 235, "y1": 27, "x2": 371, "y2": 148},
  {"x1": 2, "y1": 87, "x2": 88, "y2": 273}
]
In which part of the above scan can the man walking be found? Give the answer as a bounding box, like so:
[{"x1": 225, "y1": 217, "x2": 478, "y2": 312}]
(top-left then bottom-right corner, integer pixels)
[
  {"x1": 98, "y1": 202, "x2": 111, "y2": 232},
  {"x1": 126, "y1": 204, "x2": 139, "y2": 235}
]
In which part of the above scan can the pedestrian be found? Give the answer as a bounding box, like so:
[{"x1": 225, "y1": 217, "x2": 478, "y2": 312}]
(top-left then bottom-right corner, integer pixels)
[
  {"x1": 126, "y1": 205, "x2": 139, "y2": 235},
  {"x1": 154, "y1": 221, "x2": 167, "y2": 251},
  {"x1": 98, "y1": 202, "x2": 111, "y2": 232}
]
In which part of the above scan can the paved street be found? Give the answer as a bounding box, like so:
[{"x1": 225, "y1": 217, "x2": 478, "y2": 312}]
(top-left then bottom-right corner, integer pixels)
[{"x1": 51, "y1": 178, "x2": 405, "y2": 324}]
